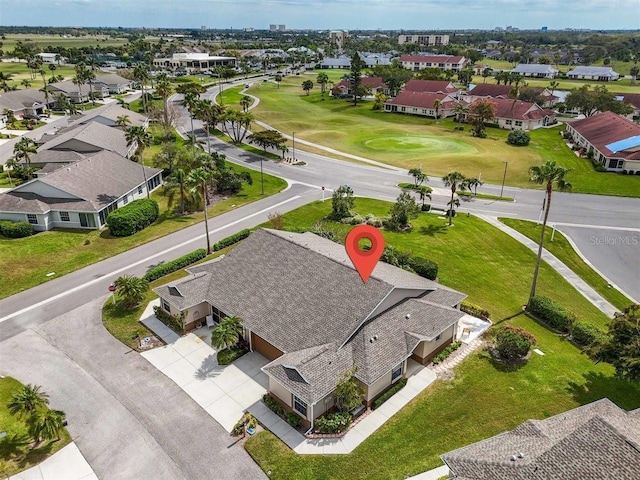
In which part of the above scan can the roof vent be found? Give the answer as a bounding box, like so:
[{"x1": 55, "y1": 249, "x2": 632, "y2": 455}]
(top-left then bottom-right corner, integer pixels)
[
  {"x1": 405, "y1": 313, "x2": 411, "y2": 319},
  {"x1": 518, "y1": 452, "x2": 524, "y2": 458},
  {"x1": 510, "y1": 455, "x2": 517, "y2": 462}
]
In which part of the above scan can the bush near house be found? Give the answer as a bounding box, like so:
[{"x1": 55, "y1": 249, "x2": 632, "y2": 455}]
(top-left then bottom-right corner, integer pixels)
[
  {"x1": 494, "y1": 325, "x2": 536, "y2": 360},
  {"x1": 213, "y1": 229, "x2": 251, "y2": 251},
  {"x1": 107, "y1": 199, "x2": 159, "y2": 237},
  {"x1": 407, "y1": 256, "x2": 439, "y2": 280},
  {"x1": 527, "y1": 295, "x2": 576, "y2": 333},
  {"x1": 460, "y1": 302, "x2": 491, "y2": 320},
  {"x1": 507, "y1": 129, "x2": 531, "y2": 146},
  {"x1": 433, "y1": 341, "x2": 463, "y2": 364},
  {"x1": 263, "y1": 393, "x2": 284, "y2": 415},
  {"x1": 313, "y1": 411, "x2": 351, "y2": 434},
  {"x1": 285, "y1": 412, "x2": 302, "y2": 428},
  {"x1": 372, "y1": 378, "x2": 408, "y2": 410},
  {"x1": 0, "y1": 220, "x2": 34, "y2": 238},
  {"x1": 571, "y1": 321, "x2": 605, "y2": 347},
  {"x1": 142, "y1": 248, "x2": 207, "y2": 282},
  {"x1": 152, "y1": 305, "x2": 185, "y2": 334}
]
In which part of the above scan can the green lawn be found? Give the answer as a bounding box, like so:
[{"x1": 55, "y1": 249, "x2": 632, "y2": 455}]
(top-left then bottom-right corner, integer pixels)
[
  {"x1": 0, "y1": 62, "x2": 77, "y2": 90},
  {"x1": 243, "y1": 198, "x2": 639, "y2": 479},
  {"x1": 217, "y1": 85, "x2": 252, "y2": 110},
  {"x1": 0, "y1": 377, "x2": 72, "y2": 477},
  {"x1": 500, "y1": 218, "x2": 634, "y2": 312},
  {"x1": 248, "y1": 76, "x2": 640, "y2": 197},
  {"x1": 0, "y1": 164, "x2": 286, "y2": 299}
]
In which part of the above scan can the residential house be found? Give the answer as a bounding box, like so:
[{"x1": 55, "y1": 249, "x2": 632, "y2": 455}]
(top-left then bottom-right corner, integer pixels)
[
  {"x1": 36, "y1": 52, "x2": 67, "y2": 64},
  {"x1": 37, "y1": 121, "x2": 135, "y2": 159},
  {"x1": 398, "y1": 34, "x2": 449, "y2": 46},
  {"x1": 0, "y1": 88, "x2": 52, "y2": 121},
  {"x1": 471, "y1": 97, "x2": 555, "y2": 131},
  {"x1": 462, "y1": 84, "x2": 514, "y2": 102},
  {"x1": 332, "y1": 76, "x2": 390, "y2": 96},
  {"x1": 566, "y1": 66, "x2": 620, "y2": 81},
  {"x1": 49, "y1": 80, "x2": 108, "y2": 103},
  {"x1": 319, "y1": 53, "x2": 392, "y2": 69},
  {"x1": 613, "y1": 93, "x2": 640, "y2": 121},
  {"x1": 565, "y1": 111, "x2": 640, "y2": 172},
  {"x1": 511, "y1": 64, "x2": 558, "y2": 78},
  {"x1": 400, "y1": 54, "x2": 467, "y2": 72},
  {"x1": 0, "y1": 150, "x2": 162, "y2": 231},
  {"x1": 403, "y1": 79, "x2": 458, "y2": 95},
  {"x1": 385, "y1": 91, "x2": 461, "y2": 119},
  {"x1": 153, "y1": 229, "x2": 468, "y2": 427},
  {"x1": 69, "y1": 103, "x2": 149, "y2": 130},
  {"x1": 91, "y1": 73, "x2": 133, "y2": 94},
  {"x1": 441, "y1": 398, "x2": 640, "y2": 479}
]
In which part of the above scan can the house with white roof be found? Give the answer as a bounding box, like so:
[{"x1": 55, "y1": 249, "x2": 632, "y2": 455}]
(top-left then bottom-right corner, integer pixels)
[
  {"x1": 511, "y1": 64, "x2": 558, "y2": 78},
  {"x1": 567, "y1": 66, "x2": 619, "y2": 81}
]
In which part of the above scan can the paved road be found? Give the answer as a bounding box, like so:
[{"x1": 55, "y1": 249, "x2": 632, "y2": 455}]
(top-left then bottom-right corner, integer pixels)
[{"x1": 0, "y1": 299, "x2": 265, "y2": 480}]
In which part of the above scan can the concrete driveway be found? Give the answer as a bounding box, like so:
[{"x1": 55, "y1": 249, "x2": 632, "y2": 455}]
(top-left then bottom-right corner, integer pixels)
[{"x1": 0, "y1": 298, "x2": 265, "y2": 480}]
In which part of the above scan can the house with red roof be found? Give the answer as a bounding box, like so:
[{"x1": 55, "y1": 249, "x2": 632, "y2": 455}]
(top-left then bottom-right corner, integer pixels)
[
  {"x1": 612, "y1": 93, "x2": 640, "y2": 122},
  {"x1": 332, "y1": 76, "x2": 390, "y2": 96},
  {"x1": 385, "y1": 91, "x2": 461, "y2": 119},
  {"x1": 565, "y1": 111, "x2": 640, "y2": 172},
  {"x1": 400, "y1": 54, "x2": 467, "y2": 72},
  {"x1": 462, "y1": 83, "x2": 514, "y2": 102},
  {"x1": 403, "y1": 79, "x2": 459, "y2": 95},
  {"x1": 469, "y1": 97, "x2": 555, "y2": 131}
]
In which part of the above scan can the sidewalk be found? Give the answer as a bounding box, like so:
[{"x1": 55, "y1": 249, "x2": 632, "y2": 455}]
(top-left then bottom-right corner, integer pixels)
[
  {"x1": 478, "y1": 215, "x2": 618, "y2": 318},
  {"x1": 8, "y1": 442, "x2": 97, "y2": 480}
]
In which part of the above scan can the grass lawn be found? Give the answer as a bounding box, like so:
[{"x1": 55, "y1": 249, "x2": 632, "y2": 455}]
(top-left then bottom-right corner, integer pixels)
[
  {"x1": 478, "y1": 76, "x2": 640, "y2": 94},
  {"x1": 0, "y1": 62, "x2": 77, "y2": 90},
  {"x1": 500, "y1": 218, "x2": 634, "y2": 312},
  {"x1": 0, "y1": 164, "x2": 286, "y2": 300},
  {"x1": 0, "y1": 377, "x2": 72, "y2": 477},
  {"x1": 0, "y1": 171, "x2": 19, "y2": 188},
  {"x1": 243, "y1": 198, "x2": 640, "y2": 479},
  {"x1": 248, "y1": 76, "x2": 640, "y2": 197},
  {"x1": 217, "y1": 85, "x2": 253, "y2": 110}
]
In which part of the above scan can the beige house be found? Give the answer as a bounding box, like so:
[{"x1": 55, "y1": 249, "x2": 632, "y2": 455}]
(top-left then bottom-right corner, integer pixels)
[{"x1": 154, "y1": 229, "x2": 467, "y2": 427}]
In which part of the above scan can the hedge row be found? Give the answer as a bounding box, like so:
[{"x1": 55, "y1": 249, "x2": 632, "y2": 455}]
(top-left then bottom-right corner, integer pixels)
[
  {"x1": 107, "y1": 199, "x2": 159, "y2": 237},
  {"x1": 0, "y1": 220, "x2": 34, "y2": 238},
  {"x1": 432, "y1": 340, "x2": 463, "y2": 364},
  {"x1": 213, "y1": 229, "x2": 251, "y2": 251},
  {"x1": 152, "y1": 305, "x2": 184, "y2": 335},
  {"x1": 527, "y1": 295, "x2": 575, "y2": 333},
  {"x1": 460, "y1": 302, "x2": 491, "y2": 320},
  {"x1": 313, "y1": 411, "x2": 351, "y2": 434},
  {"x1": 372, "y1": 378, "x2": 407, "y2": 410},
  {"x1": 571, "y1": 321, "x2": 605, "y2": 347},
  {"x1": 381, "y1": 245, "x2": 439, "y2": 281},
  {"x1": 143, "y1": 248, "x2": 207, "y2": 282}
]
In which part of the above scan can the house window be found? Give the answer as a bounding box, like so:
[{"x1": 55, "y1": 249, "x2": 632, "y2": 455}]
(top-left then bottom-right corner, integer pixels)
[
  {"x1": 435, "y1": 334, "x2": 442, "y2": 341},
  {"x1": 505, "y1": 119, "x2": 512, "y2": 125},
  {"x1": 79, "y1": 213, "x2": 96, "y2": 228},
  {"x1": 27, "y1": 214, "x2": 38, "y2": 225},
  {"x1": 138, "y1": 185, "x2": 143, "y2": 195},
  {"x1": 401, "y1": 106, "x2": 406, "y2": 112},
  {"x1": 59, "y1": 211, "x2": 70, "y2": 222},
  {"x1": 515, "y1": 121, "x2": 523, "y2": 127},
  {"x1": 162, "y1": 299, "x2": 171, "y2": 313},
  {"x1": 122, "y1": 195, "x2": 129, "y2": 205},
  {"x1": 293, "y1": 395, "x2": 307, "y2": 416},
  {"x1": 391, "y1": 363, "x2": 403, "y2": 383}
]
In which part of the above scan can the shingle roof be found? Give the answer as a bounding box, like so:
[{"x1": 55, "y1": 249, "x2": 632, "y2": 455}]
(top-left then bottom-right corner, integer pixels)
[
  {"x1": 570, "y1": 111, "x2": 640, "y2": 160},
  {"x1": 0, "y1": 88, "x2": 48, "y2": 111},
  {"x1": 49, "y1": 80, "x2": 86, "y2": 95},
  {"x1": 467, "y1": 84, "x2": 513, "y2": 98},
  {"x1": 334, "y1": 76, "x2": 388, "y2": 90},
  {"x1": 69, "y1": 103, "x2": 148, "y2": 129},
  {"x1": 387, "y1": 91, "x2": 459, "y2": 110},
  {"x1": 0, "y1": 192, "x2": 93, "y2": 214},
  {"x1": 92, "y1": 73, "x2": 132, "y2": 86},
  {"x1": 567, "y1": 66, "x2": 619, "y2": 77},
  {"x1": 404, "y1": 79, "x2": 458, "y2": 94},
  {"x1": 441, "y1": 398, "x2": 640, "y2": 480},
  {"x1": 400, "y1": 54, "x2": 465, "y2": 64},
  {"x1": 39, "y1": 122, "x2": 130, "y2": 157},
  {"x1": 30, "y1": 150, "x2": 85, "y2": 165},
  {"x1": 511, "y1": 64, "x2": 558, "y2": 75},
  {"x1": 473, "y1": 97, "x2": 551, "y2": 121}
]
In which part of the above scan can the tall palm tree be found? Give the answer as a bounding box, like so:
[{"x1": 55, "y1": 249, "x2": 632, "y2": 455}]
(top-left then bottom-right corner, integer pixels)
[
  {"x1": 72, "y1": 64, "x2": 86, "y2": 111},
  {"x1": 13, "y1": 137, "x2": 38, "y2": 178},
  {"x1": 153, "y1": 73, "x2": 173, "y2": 130},
  {"x1": 182, "y1": 91, "x2": 200, "y2": 146},
  {"x1": 8, "y1": 384, "x2": 49, "y2": 418},
  {"x1": 48, "y1": 63, "x2": 57, "y2": 82},
  {"x1": 416, "y1": 185, "x2": 432, "y2": 209},
  {"x1": 84, "y1": 68, "x2": 96, "y2": 105},
  {"x1": 317, "y1": 72, "x2": 329, "y2": 99},
  {"x1": 125, "y1": 125, "x2": 153, "y2": 198},
  {"x1": 548, "y1": 80, "x2": 560, "y2": 98},
  {"x1": 527, "y1": 161, "x2": 572, "y2": 304},
  {"x1": 133, "y1": 63, "x2": 150, "y2": 113},
  {"x1": 211, "y1": 316, "x2": 243, "y2": 351},
  {"x1": 165, "y1": 167, "x2": 189, "y2": 215},
  {"x1": 194, "y1": 100, "x2": 224, "y2": 154},
  {"x1": 188, "y1": 167, "x2": 213, "y2": 254},
  {"x1": 433, "y1": 99, "x2": 442, "y2": 120},
  {"x1": 114, "y1": 275, "x2": 149, "y2": 308},
  {"x1": 453, "y1": 103, "x2": 467, "y2": 123},
  {"x1": 239, "y1": 95, "x2": 252, "y2": 112},
  {"x1": 442, "y1": 171, "x2": 467, "y2": 226},
  {"x1": 115, "y1": 114, "x2": 131, "y2": 129},
  {"x1": 464, "y1": 177, "x2": 484, "y2": 196},
  {"x1": 28, "y1": 409, "x2": 66, "y2": 443}
]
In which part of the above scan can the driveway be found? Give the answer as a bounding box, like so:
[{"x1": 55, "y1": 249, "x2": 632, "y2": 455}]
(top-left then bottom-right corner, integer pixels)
[{"x1": 0, "y1": 298, "x2": 265, "y2": 480}]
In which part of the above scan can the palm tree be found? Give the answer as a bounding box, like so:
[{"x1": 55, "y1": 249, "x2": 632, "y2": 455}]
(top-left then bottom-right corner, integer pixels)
[
  {"x1": 194, "y1": 100, "x2": 224, "y2": 154},
  {"x1": 48, "y1": 63, "x2": 57, "y2": 82},
  {"x1": 114, "y1": 275, "x2": 149, "y2": 308},
  {"x1": 453, "y1": 103, "x2": 467, "y2": 123},
  {"x1": 21, "y1": 79, "x2": 31, "y2": 89},
  {"x1": 8, "y1": 384, "x2": 49, "y2": 418},
  {"x1": 182, "y1": 91, "x2": 200, "y2": 146},
  {"x1": 125, "y1": 125, "x2": 153, "y2": 198},
  {"x1": 115, "y1": 114, "x2": 131, "y2": 129},
  {"x1": 133, "y1": 63, "x2": 150, "y2": 113},
  {"x1": 84, "y1": 68, "x2": 96, "y2": 105},
  {"x1": 188, "y1": 167, "x2": 213, "y2": 253},
  {"x1": 433, "y1": 99, "x2": 442, "y2": 120},
  {"x1": 153, "y1": 73, "x2": 173, "y2": 130},
  {"x1": 13, "y1": 137, "x2": 38, "y2": 178},
  {"x1": 28, "y1": 409, "x2": 66, "y2": 443},
  {"x1": 442, "y1": 171, "x2": 467, "y2": 226},
  {"x1": 416, "y1": 185, "x2": 432, "y2": 209},
  {"x1": 548, "y1": 80, "x2": 560, "y2": 98},
  {"x1": 527, "y1": 161, "x2": 572, "y2": 304},
  {"x1": 239, "y1": 95, "x2": 252, "y2": 112},
  {"x1": 464, "y1": 177, "x2": 484, "y2": 196},
  {"x1": 317, "y1": 72, "x2": 329, "y2": 99},
  {"x1": 211, "y1": 316, "x2": 243, "y2": 351},
  {"x1": 72, "y1": 64, "x2": 87, "y2": 111},
  {"x1": 165, "y1": 167, "x2": 190, "y2": 215}
]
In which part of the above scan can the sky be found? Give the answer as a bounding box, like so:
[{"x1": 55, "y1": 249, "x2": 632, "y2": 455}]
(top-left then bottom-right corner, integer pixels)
[{"x1": 1, "y1": 0, "x2": 639, "y2": 30}]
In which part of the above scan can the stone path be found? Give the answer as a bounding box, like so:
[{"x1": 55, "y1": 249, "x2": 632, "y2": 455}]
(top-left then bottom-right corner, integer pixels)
[{"x1": 429, "y1": 338, "x2": 485, "y2": 378}]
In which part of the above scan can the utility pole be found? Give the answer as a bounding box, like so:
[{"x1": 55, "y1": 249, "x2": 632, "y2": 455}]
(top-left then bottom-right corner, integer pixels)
[
  {"x1": 500, "y1": 161, "x2": 508, "y2": 198},
  {"x1": 292, "y1": 131, "x2": 296, "y2": 162}
]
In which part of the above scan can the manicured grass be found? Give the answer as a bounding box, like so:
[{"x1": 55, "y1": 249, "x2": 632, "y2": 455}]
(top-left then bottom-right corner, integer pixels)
[
  {"x1": 0, "y1": 164, "x2": 286, "y2": 299},
  {"x1": 212, "y1": 129, "x2": 282, "y2": 161},
  {"x1": 0, "y1": 172, "x2": 19, "y2": 188},
  {"x1": 472, "y1": 76, "x2": 640, "y2": 94},
  {"x1": 500, "y1": 218, "x2": 634, "y2": 312},
  {"x1": 0, "y1": 61, "x2": 77, "y2": 90},
  {"x1": 0, "y1": 34, "x2": 129, "y2": 51},
  {"x1": 457, "y1": 191, "x2": 514, "y2": 202},
  {"x1": 244, "y1": 199, "x2": 639, "y2": 479},
  {"x1": 0, "y1": 377, "x2": 72, "y2": 477},
  {"x1": 217, "y1": 85, "x2": 253, "y2": 110},
  {"x1": 248, "y1": 76, "x2": 640, "y2": 197}
]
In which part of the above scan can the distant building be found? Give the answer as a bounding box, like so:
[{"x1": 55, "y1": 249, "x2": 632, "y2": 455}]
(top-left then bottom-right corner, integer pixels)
[
  {"x1": 329, "y1": 30, "x2": 349, "y2": 50},
  {"x1": 397, "y1": 34, "x2": 449, "y2": 47},
  {"x1": 152, "y1": 53, "x2": 236, "y2": 71},
  {"x1": 37, "y1": 52, "x2": 66, "y2": 64},
  {"x1": 567, "y1": 66, "x2": 620, "y2": 81},
  {"x1": 244, "y1": 27, "x2": 254, "y2": 32},
  {"x1": 511, "y1": 64, "x2": 558, "y2": 78},
  {"x1": 269, "y1": 24, "x2": 277, "y2": 31},
  {"x1": 400, "y1": 54, "x2": 467, "y2": 72},
  {"x1": 278, "y1": 24, "x2": 286, "y2": 31}
]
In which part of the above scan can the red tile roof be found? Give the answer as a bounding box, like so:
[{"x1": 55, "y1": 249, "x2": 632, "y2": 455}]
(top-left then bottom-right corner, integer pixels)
[
  {"x1": 614, "y1": 93, "x2": 640, "y2": 110},
  {"x1": 404, "y1": 79, "x2": 458, "y2": 94},
  {"x1": 400, "y1": 54, "x2": 465, "y2": 64},
  {"x1": 471, "y1": 97, "x2": 551, "y2": 121},
  {"x1": 570, "y1": 111, "x2": 640, "y2": 160},
  {"x1": 334, "y1": 76, "x2": 387, "y2": 90},
  {"x1": 387, "y1": 91, "x2": 459, "y2": 110},
  {"x1": 467, "y1": 83, "x2": 513, "y2": 98}
]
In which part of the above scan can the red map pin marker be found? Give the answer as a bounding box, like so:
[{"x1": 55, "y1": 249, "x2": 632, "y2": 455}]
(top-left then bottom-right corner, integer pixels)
[{"x1": 345, "y1": 225, "x2": 385, "y2": 283}]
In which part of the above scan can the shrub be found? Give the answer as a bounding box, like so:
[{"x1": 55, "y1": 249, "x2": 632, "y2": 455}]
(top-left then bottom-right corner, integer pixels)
[
  {"x1": 153, "y1": 305, "x2": 185, "y2": 334},
  {"x1": 143, "y1": 249, "x2": 207, "y2": 282},
  {"x1": 285, "y1": 412, "x2": 302, "y2": 428},
  {"x1": 107, "y1": 199, "x2": 159, "y2": 237},
  {"x1": 380, "y1": 245, "x2": 412, "y2": 268},
  {"x1": 364, "y1": 213, "x2": 384, "y2": 228},
  {"x1": 507, "y1": 129, "x2": 530, "y2": 146},
  {"x1": 421, "y1": 203, "x2": 431, "y2": 211},
  {"x1": 446, "y1": 209, "x2": 456, "y2": 218},
  {"x1": 339, "y1": 214, "x2": 365, "y2": 225},
  {"x1": 460, "y1": 302, "x2": 490, "y2": 320},
  {"x1": 432, "y1": 341, "x2": 463, "y2": 364},
  {"x1": 571, "y1": 321, "x2": 605, "y2": 347},
  {"x1": 594, "y1": 162, "x2": 607, "y2": 172},
  {"x1": 232, "y1": 418, "x2": 246, "y2": 436},
  {"x1": 527, "y1": 295, "x2": 575, "y2": 333},
  {"x1": 407, "y1": 256, "x2": 438, "y2": 280},
  {"x1": 622, "y1": 170, "x2": 628, "y2": 175},
  {"x1": 495, "y1": 325, "x2": 536, "y2": 360},
  {"x1": 213, "y1": 229, "x2": 251, "y2": 251},
  {"x1": 372, "y1": 378, "x2": 407, "y2": 410},
  {"x1": 0, "y1": 220, "x2": 34, "y2": 238},
  {"x1": 313, "y1": 412, "x2": 351, "y2": 434},
  {"x1": 262, "y1": 394, "x2": 284, "y2": 415}
]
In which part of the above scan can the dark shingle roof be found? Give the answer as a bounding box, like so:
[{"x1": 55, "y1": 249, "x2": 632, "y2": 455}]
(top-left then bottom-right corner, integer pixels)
[
  {"x1": 70, "y1": 103, "x2": 147, "y2": 129},
  {"x1": 467, "y1": 84, "x2": 513, "y2": 98},
  {"x1": 39, "y1": 122, "x2": 130, "y2": 157},
  {"x1": 404, "y1": 79, "x2": 458, "y2": 94},
  {"x1": 442, "y1": 398, "x2": 640, "y2": 480}
]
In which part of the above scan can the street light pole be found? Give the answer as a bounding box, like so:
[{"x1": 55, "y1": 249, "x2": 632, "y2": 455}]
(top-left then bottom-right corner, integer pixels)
[
  {"x1": 500, "y1": 161, "x2": 508, "y2": 198},
  {"x1": 292, "y1": 131, "x2": 296, "y2": 162},
  {"x1": 260, "y1": 157, "x2": 264, "y2": 195}
]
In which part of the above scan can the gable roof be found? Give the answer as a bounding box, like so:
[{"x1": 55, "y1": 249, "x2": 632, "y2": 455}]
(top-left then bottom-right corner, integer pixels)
[
  {"x1": 570, "y1": 111, "x2": 640, "y2": 160},
  {"x1": 92, "y1": 73, "x2": 132, "y2": 86},
  {"x1": 39, "y1": 122, "x2": 130, "y2": 157},
  {"x1": 441, "y1": 398, "x2": 640, "y2": 479},
  {"x1": 0, "y1": 88, "x2": 48, "y2": 111},
  {"x1": 567, "y1": 66, "x2": 619, "y2": 77},
  {"x1": 475, "y1": 97, "x2": 551, "y2": 121},
  {"x1": 613, "y1": 92, "x2": 640, "y2": 110},
  {"x1": 404, "y1": 79, "x2": 458, "y2": 94},
  {"x1": 467, "y1": 83, "x2": 513, "y2": 98},
  {"x1": 334, "y1": 76, "x2": 388, "y2": 90},
  {"x1": 387, "y1": 91, "x2": 459, "y2": 110},
  {"x1": 511, "y1": 64, "x2": 558, "y2": 75},
  {"x1": 69, "y1": 103, "x2": 148, "y2": 129},
  {"x1": 400, "y1": 54, "x2": 465, "y2": 64},
  {"x1": 48, "y1": 80, "x2": 86, "y2": 95},
  {"x1": 0, "y1": 150, "x2": 161, "y2": 214}
]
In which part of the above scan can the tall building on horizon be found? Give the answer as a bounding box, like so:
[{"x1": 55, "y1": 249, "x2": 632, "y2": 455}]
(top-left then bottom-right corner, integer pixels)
[{"x1": 398, "y1": 34, "x2": 449, "y2": 47}]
